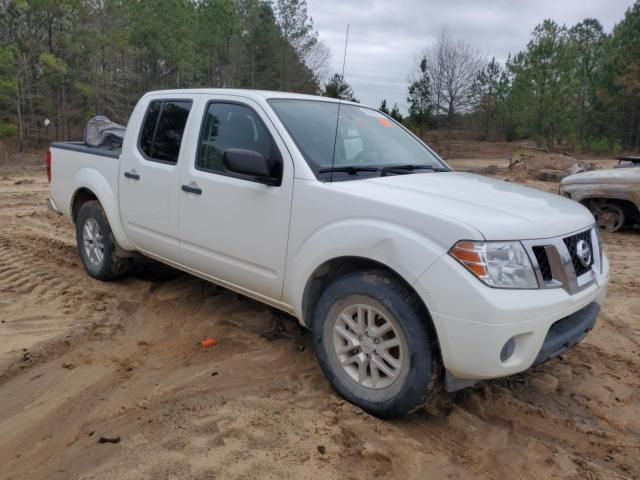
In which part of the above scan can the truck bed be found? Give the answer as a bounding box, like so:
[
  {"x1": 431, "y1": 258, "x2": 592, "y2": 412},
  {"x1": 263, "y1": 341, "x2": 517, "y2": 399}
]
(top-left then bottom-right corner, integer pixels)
[
  {"x1": 51, "y1": 141, "x2": 121, "y2": 159},
  {"x1": 49, "y1": 141, "x2": 122, "y2": 219}
]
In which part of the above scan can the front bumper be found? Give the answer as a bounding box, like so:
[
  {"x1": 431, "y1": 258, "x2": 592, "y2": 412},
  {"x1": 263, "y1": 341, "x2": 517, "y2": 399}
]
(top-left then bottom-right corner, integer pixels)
[
  {"x1": 414, "y1": 251, "x2": 609, "y2": 385},
  {"x1": 532, "y1": 301, "x2": 599, "y2": 367}
]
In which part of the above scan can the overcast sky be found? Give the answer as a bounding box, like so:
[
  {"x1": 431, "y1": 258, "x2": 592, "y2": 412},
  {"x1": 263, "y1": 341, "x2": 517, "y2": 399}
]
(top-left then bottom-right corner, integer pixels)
[{"x1": 308, "y1": 0, "x2": 635, "y2": 112}]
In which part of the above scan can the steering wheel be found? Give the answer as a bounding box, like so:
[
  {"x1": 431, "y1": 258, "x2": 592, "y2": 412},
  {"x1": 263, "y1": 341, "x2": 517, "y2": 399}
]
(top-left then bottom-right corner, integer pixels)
[{"x1": 352, "y1": 148, "x2": 382, "y2": 164}]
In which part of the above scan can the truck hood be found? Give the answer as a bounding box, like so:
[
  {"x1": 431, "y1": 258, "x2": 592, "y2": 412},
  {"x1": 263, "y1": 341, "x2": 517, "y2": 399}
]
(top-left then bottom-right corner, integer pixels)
[
  {"x1": 561, "y1": 167, "x2": 640, "y2": 185},
  {"x1": 337, "y1": 172, "x2": 594, "y2": 240}
]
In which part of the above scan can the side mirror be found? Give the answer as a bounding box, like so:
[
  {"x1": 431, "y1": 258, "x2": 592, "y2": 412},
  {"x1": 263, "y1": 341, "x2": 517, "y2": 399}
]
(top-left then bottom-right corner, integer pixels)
[{"x1": 223, "y1": 148, "x2": 281, "y2": 186}]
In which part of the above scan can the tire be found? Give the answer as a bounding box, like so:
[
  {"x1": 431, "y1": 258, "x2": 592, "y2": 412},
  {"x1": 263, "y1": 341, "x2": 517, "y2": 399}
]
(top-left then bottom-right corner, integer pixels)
[
  {"x1": 312, "y1": 270, "x2": 440, "y2": 418},
  {"x1": 75, "y1": 200, "x2": 132, "y2": 280},
  {"x1": 590, "y1": 201, "x2": 625, "y2": 233}
]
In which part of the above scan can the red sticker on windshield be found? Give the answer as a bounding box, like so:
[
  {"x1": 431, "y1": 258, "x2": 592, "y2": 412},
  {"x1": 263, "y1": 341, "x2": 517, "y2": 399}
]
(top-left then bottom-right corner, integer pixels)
[{"x1": 377, "y1": 118, "x2": 393, "y2": 128}]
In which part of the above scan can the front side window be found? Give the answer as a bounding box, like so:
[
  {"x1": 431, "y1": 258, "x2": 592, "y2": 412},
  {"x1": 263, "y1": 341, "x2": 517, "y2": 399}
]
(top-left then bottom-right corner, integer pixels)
[
  {"x1": 139, "y1": 100, "x2": 192, "y2": 164},
  {"x1": 197, "y1": 102, "x2": 278, "y2": 174},
  {"x1": 268, "y1": 99, "x2": 448, "y2": 180}
]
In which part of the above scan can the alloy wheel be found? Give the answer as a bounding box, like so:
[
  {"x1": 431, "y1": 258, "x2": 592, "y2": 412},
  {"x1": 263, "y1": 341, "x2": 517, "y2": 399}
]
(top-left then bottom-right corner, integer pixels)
[
  {"x1": 332, "y1": 304, "x2": 404, "y2": 389},
  {"x1": 82, "y1": 217, "x2": 105, "y2": 266}
]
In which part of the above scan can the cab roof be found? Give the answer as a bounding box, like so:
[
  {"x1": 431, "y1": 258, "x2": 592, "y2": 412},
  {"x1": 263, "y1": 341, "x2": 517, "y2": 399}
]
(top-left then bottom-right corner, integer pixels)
[{"x1": 143, "y1": 88, "x2": 364, "y2": 108}]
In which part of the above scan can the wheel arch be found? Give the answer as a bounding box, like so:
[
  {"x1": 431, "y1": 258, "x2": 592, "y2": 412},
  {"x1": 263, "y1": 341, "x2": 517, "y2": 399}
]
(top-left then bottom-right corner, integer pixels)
[
  {"x1": 580, "y1": 196, "x2": 640, "y2": 222},
  {"x1": 71, "y1": 187, "x2": 98, "y2": 223},
  {"x1": 301, "y1": 256, "x2": 439, "y2": 344},
  {"x1": 69, "y1": 168, "x2": 135, "y2": 251}
]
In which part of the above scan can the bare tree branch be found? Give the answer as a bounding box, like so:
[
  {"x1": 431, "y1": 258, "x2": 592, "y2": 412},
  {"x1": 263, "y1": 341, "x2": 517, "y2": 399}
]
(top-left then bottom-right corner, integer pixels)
[{"x1": 417, "y1": 31, "x2": 485, "y2": 127}]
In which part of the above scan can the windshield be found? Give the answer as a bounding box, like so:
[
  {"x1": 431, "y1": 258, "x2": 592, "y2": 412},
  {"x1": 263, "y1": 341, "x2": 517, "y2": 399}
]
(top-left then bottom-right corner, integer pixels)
[{"x1": 268, "y1": 99, "x2": 448, "y2": 180}]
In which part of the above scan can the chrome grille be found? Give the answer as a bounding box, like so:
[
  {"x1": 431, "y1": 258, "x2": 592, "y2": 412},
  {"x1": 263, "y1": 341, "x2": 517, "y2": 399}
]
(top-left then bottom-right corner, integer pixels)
[
  {"x1": 563, "y1": 230, "x2": 593, "y2": 277},
  {"x1": 523, "y1": 226, "x2": 601, "y2": 295},
  {"x1": 532, "y1": 246, "x2": 552, "y2": 282}
]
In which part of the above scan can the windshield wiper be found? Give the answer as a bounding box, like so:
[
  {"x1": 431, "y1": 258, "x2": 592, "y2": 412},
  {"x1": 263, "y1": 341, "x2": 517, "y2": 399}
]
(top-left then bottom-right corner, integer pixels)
[
  {"x1": 318, "y1": 166, "x2": 380, "y2": 175},
  {"x1": 380, "y1": 164, "x2": 448, "y2": 176},
  {"x1": 318, "y1": 164, "x2": 448, "y2": 177}
]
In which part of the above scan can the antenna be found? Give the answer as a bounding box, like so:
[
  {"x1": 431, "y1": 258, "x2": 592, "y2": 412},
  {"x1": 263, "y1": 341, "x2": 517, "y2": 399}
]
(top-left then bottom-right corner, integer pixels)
[
  {"x1": 330, "y1": 24, "x2": 350, "y2": 183},
  {"x1": 341, "y1": 24, "x2": 350, "y2": 77}
]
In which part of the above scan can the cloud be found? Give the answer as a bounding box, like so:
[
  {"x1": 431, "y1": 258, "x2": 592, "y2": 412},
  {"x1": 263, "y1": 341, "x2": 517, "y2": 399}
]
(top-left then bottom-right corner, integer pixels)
[{"x1": 308, "y1": 0, "x2": 635, "y2": 112}]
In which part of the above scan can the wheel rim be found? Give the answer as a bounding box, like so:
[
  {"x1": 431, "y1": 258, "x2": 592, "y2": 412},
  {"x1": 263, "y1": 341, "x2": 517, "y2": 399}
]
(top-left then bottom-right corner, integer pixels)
[
  {"x1": 594, "y1": 204, "x2": 624, "y2": 232},
  {"x1": 332, "y1": 304, "x2": 404, "y2": 389},
  {"x1": 82, "y1": 218, "x2": 105, "y2": 266}
]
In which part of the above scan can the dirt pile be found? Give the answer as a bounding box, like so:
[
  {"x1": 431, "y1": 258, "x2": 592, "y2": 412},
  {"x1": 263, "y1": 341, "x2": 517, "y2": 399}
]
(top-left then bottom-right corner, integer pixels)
[
  {"x1": 0, "y1": 167, "x2": 639, "y2": 479},
  {"x1": 507, "y1": 146, "x2": 598, "y2": 182}
]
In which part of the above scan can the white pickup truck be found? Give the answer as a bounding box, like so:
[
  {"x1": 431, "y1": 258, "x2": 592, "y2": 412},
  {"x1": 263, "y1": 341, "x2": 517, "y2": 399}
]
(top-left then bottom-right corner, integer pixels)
[{"x1": 48, "y1": 89, "x2": 609, "y2": 418}]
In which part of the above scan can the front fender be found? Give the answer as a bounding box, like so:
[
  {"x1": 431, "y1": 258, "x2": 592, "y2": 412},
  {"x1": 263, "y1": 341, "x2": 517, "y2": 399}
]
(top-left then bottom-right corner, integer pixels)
[
  {"x1": 565, "y1": 185, "x2": 638, "y2": 205},
  {"x1": 561, "y1": 179, "x2": 640, "y2": 206},
  {"x1": 70, "y1": 168, "x2": 135, "y2": 251},
  {"x1": 283, "y1": 219, "x2": 447, "y2": 323}
]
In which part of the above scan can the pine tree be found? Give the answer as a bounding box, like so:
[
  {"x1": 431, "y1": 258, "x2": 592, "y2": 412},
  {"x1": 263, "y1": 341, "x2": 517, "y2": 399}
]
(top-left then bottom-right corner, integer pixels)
[
  {"x1": 323, "y1": 74, "x2": 358, "y2": 101},
  {"x1": 407, "y1": 58, "x2": 433, "y2": 133},
  {"x1": 0, "y1": 0, "x2": 327, "y2": 149},
  {"x1": 601, "y1": 2, "x2": 640, "y2": 149},
  {"x1": 275, "y1": 0, "x2": 318, "y2": 91},
  {"x1": 471, "y1": 57, "x2": 503, "y2": 140},
  {"x1": 389, "y1": 104, "x2": 403, "y2": 123}
]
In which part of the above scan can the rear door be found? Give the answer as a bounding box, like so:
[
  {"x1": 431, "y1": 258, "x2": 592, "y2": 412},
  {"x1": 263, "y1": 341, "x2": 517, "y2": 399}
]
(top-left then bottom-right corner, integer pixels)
[
  {"x1": 177, "y1": 96, "x2": 294, "y2": 300},
  {"x1": 119, "y1": 95, "x2": 195, "y2": 262}
]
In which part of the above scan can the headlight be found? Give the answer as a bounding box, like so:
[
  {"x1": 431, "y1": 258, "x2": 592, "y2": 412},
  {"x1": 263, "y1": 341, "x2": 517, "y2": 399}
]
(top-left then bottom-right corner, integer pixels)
[{"x1": 449, "y1": 241, "x2": 538, "y2": 289}]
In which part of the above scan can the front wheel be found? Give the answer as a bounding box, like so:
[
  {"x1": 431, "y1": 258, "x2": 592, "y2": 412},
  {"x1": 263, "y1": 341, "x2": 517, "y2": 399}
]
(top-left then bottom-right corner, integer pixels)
[
  {"x1": 312, "y1": 270, "x2": 440, "y2": 418},
  {"x1": 590, "y1": 201, "x2": 625, "y2": 233}
]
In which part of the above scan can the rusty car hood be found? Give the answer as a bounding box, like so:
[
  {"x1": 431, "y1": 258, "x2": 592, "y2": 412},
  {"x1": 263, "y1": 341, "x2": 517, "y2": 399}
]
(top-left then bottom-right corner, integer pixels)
[{"x1": 561, "y1": 168, "x2": 640, "y2": 186}]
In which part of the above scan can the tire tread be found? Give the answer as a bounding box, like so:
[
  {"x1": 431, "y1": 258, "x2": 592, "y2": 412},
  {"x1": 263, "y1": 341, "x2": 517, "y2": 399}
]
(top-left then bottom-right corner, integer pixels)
[
  {"x1": 313, "y1": 269, "x2": 441, "y2": 418},
  {"x1": 76, "y1": 200, "x2": 132, "y2": 281}
]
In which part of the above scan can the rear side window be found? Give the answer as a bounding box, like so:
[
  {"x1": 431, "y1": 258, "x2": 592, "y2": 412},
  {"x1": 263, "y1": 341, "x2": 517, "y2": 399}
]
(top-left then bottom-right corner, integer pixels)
[
  {"x1": 139, "y1": 100, "x2": 192, "y2": 164},
  {"x1": 139, "y1": 102, "x2": 161, "y2": 156},
  {"x1": 197, "y1": 102, "x2": 277, "y2": 173}
]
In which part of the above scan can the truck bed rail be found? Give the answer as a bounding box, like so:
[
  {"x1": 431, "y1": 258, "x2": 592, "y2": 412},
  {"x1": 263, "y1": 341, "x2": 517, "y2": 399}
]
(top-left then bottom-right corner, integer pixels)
[{"x1": 51, "y1": 141, "x2": 121, "y2": 159}]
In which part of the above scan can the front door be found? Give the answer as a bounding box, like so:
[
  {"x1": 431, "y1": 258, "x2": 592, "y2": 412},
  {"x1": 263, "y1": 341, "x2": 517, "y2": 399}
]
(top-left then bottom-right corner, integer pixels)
[
  {"x1": 178, "y1": 97, "x2": 293, "y2": 300},
  {"x1": 119, "y1": 95, "x2": 195, "y2": 262}
]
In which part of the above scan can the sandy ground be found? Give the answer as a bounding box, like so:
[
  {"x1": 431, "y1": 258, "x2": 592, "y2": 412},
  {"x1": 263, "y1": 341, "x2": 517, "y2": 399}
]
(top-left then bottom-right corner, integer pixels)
[{"x1": 0, "y1": 163, "x2": 639, "y2": 480}]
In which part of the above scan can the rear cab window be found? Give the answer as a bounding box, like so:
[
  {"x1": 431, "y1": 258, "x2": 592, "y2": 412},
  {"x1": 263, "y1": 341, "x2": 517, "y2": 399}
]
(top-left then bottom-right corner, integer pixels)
[{"x1": 139, "y1": 100, "x2": 192, "y2": 164}]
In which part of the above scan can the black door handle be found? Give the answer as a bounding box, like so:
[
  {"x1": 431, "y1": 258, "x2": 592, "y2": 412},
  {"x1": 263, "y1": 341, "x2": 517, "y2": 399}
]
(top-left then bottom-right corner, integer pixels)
[
  {"x1": 124, "y1": 171, "x2": 140, "y2": 180},
  {"x1": 181, "y1": 184, "x2": 202, "y2": 195}
]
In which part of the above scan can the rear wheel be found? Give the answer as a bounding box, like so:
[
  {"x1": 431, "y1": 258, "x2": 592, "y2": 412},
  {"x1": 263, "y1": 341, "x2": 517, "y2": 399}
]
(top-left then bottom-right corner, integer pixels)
[
  {"x1": 590, "y1": 201, "x2": 625, "y2": 233},
  {"x1": 312, "y1": 270, "x2": 439, "y2": 418},
  {"x1": 76, "y1": 201, "x2": 132, "y2": 280}
]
